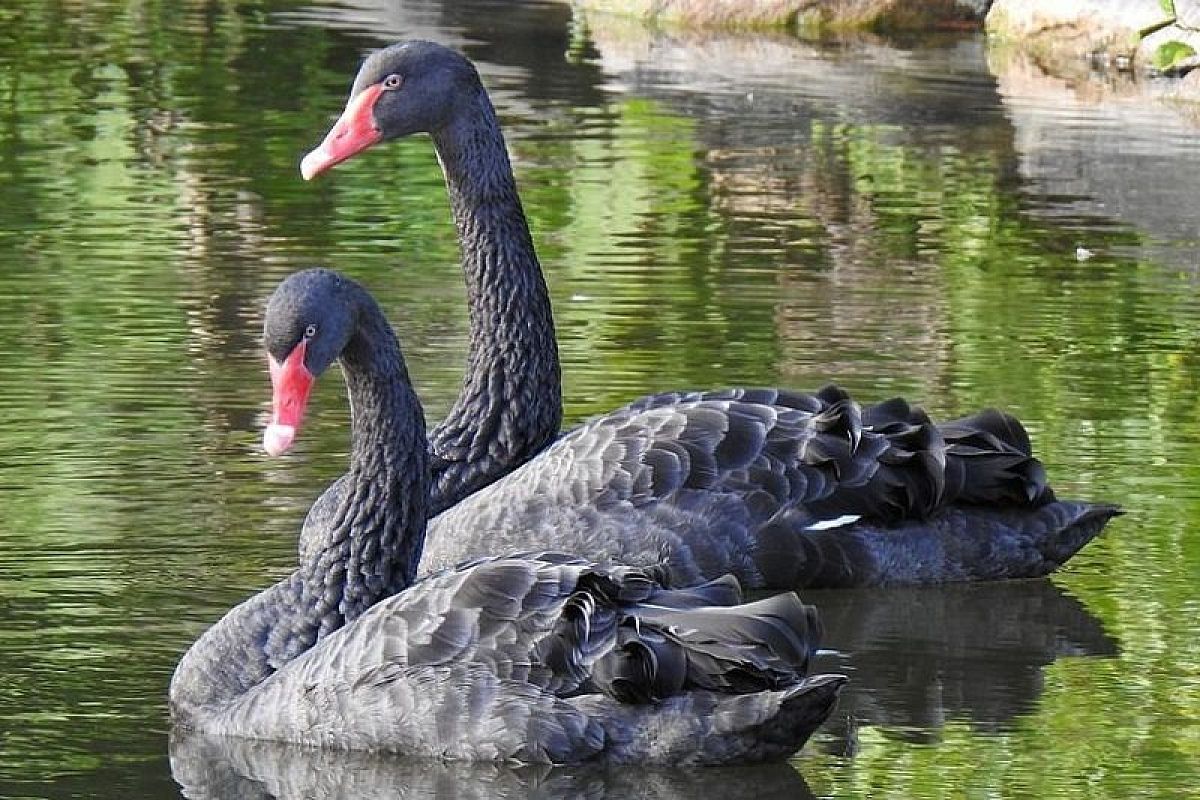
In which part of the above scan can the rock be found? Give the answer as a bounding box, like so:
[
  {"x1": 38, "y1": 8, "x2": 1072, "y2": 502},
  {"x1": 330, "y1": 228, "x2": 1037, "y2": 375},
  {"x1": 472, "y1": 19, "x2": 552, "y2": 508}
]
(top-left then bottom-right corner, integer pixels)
[
  {"x1": 985, "y1": 0, "x2": 1200, "y2": 68},
  {"x1": 1179, "y1": 0, "x2": 1200, "y2": 29},
  {"x1": 987, "y1": 0, "x2": 1200, "y2": 100},
  {"x1": 566, "y1": 0, "x2": 990, "y2": 30},
  {"x1": 986, "y1": 0, "x2": 1163, "y2": 57}
]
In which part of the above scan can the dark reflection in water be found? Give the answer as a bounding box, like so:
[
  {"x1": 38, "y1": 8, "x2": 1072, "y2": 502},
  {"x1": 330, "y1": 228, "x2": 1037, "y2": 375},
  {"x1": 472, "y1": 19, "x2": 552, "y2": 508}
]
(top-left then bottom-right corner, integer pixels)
[
  {"x1": 170, "y1": 733, "x2": 815, "y2": 800},
  {"x1": 808, "y1": 579, "x2": 1118, "y2": 747},
  {"x1": 161, "y1": 581, "x2": 1117, "y2": 800}
]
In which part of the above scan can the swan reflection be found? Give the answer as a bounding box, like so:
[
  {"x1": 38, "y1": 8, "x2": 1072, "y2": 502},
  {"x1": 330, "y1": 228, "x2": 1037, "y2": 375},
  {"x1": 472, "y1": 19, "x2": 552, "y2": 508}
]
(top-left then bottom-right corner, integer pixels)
[
  {"x1": 809, "y1": 578, "x2": 1117, "y2": 746},
  {"x1": 170, "y1": 731, "x2": 817, "y2": 800}
]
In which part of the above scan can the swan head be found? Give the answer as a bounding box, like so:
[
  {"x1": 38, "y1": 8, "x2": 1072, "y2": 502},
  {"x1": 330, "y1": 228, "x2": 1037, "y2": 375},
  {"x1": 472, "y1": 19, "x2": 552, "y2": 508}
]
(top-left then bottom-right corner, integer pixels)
[
  {"x1": 301, "y1": 40, "x2": 481, "y2": 179},
  {"x1": 262, "y1": 268, "x2": 361, "y2": 455}
]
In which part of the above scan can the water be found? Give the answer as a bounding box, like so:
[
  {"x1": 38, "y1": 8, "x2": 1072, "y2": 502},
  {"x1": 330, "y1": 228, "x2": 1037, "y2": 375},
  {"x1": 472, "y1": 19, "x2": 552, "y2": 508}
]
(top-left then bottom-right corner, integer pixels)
[{"x1": 0, "y1": 1, "x2": 1197, "y2": 797}]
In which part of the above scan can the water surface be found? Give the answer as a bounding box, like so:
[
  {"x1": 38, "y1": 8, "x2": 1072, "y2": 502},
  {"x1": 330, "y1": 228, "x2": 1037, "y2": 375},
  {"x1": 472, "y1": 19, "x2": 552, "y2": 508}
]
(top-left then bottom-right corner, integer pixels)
[{"x1": 0, "y1": 2, "x2": 1197, "y2": 798}]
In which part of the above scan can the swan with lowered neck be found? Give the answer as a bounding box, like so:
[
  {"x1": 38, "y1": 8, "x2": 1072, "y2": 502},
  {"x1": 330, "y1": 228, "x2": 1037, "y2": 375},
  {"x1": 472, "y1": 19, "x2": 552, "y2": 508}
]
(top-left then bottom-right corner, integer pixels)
[
  {"x1": 299, "y1": 41, "x2": 1119, "y2": 589},
  {"x1": 168, "y1": 268, "x2": 844, "y2": 764}
]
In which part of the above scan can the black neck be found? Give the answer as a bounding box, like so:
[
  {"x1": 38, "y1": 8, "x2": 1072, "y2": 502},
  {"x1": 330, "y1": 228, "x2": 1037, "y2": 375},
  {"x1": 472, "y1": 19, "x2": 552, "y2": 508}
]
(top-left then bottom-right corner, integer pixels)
[
  {"x1": 170, "y1": 295, "x2": 428, "y2": 719},
  {"x1": 314, "y1": 303, "x2": 429, "y2": 615},
  {"x1": 426, "y1": 87, "x2": 562, "y2": 514}
]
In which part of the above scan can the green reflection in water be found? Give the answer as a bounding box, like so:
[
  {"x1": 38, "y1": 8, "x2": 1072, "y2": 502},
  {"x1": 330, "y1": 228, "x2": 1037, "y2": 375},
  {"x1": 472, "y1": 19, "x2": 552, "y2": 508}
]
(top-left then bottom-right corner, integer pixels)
[
  {"x1": 778, "y1": 119, "x2": 1200, "y2": 800},
  {"x1": 522, "y1": 95, "x2": 787, "y2": 415}
]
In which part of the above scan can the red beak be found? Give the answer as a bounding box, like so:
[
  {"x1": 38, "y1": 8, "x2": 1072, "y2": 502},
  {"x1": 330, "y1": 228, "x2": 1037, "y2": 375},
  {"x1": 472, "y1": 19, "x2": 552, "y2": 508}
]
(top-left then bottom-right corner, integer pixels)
[
  {"x1": 264, "y1": 340, "x2": 315, "y2": 456},
  {"x1": 300, "y1": 83, "x2": 385, "y2": 180}
]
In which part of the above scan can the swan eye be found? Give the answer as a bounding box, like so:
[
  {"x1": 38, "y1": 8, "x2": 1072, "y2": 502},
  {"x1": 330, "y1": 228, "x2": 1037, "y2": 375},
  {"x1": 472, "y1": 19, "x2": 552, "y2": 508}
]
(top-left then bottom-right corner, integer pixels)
[
  {"x1": 304, "y1": 324, "x2": 318, "y2": 339},
  {"x1": 382, "y1": 74, "x2": 403, "y2": 90}
]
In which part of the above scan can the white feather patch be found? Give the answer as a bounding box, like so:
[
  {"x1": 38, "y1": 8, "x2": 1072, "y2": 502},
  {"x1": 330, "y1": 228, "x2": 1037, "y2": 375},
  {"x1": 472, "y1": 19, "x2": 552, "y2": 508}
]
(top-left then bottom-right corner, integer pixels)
[{"x1": 803, "y1": 514, "x2": 862, "y2": 531}]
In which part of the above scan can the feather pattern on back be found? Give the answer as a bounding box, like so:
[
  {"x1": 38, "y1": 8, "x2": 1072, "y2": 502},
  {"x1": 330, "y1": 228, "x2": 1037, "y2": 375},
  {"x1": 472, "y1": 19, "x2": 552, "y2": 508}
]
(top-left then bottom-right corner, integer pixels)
[
  {"x1": 185, "y1": 554, "x2": 841, "y2": 763},
  {"x1": 423, "y1": 386, "x2": 1118, "y2": 587}
]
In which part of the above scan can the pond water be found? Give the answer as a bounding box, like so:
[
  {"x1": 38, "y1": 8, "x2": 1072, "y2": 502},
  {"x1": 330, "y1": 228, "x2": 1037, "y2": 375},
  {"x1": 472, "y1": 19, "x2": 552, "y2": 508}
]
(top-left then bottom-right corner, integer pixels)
[{"x1": 1, "y1": 1, "x2": 1198, "y2": 798}]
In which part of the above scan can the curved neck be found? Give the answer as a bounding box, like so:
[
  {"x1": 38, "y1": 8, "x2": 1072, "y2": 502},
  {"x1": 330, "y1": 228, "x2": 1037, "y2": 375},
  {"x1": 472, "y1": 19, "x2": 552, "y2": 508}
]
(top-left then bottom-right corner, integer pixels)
[
  {"x1": 426, "y1": 87, "x2": 562, "y2": 515},
  {"x1": 171, "y1": 297, "x2": 428, "y2": 720},
  {"x1": 326, "y1": 306, "x2": 429, "y2": 608}
]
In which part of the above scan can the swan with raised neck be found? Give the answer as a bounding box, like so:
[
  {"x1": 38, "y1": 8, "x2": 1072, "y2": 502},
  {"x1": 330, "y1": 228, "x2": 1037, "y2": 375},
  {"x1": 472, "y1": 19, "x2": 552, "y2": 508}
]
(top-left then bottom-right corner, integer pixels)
[
  {"x1": 299, "y1": 41, "x2": 1120, "y2": 590},
  {"x1": 304, "y1": 41, "x2": 560, "y2": 516}
]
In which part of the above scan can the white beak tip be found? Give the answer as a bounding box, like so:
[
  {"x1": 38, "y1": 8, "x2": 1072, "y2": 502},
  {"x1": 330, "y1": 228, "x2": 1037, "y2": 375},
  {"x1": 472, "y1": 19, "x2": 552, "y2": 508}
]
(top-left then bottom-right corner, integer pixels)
[
  {"x1": 263, "y1": 424, "x2": 297, "y2": 457},
  {"x1": 299, "y1": 148, "x2": 328, "y2": 181}
]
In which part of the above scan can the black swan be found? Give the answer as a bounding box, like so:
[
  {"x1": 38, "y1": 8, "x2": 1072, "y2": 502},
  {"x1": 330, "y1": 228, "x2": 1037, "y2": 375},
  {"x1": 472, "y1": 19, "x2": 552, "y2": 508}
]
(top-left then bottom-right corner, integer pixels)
[
  {"x1": 169, "y1": 268, "x2": 845, "y2": 764},
  {"x1": 298, "y1": 41, "x2": 1119, "y2": 589}
]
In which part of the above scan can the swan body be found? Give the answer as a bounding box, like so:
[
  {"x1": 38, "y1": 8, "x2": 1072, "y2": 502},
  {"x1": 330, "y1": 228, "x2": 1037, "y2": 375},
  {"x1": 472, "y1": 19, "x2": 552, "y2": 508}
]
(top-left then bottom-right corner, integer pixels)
[
  {"x1": 422, "y1": 389, "x2": 1115, "y2": 587},
  {"x1": 182, "y1": 552, "x2": 842, "y2": 764},
  {"x1": 169, "y1": 268, "x2": 843, "y2": 764},
  {"x1": 301, "y1": 41, "x2": 1119, "y2": 589}
]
